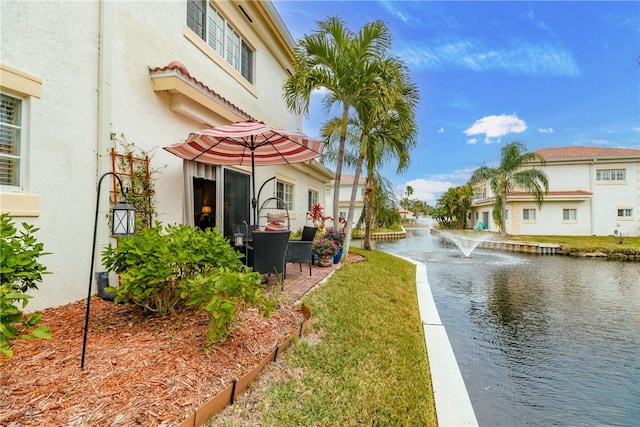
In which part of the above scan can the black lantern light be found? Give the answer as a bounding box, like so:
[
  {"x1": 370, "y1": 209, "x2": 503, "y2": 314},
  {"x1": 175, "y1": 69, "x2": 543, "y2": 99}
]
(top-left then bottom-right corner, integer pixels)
[{"x1": 81, "y1": 172, "x2": 136, "y2": 369}]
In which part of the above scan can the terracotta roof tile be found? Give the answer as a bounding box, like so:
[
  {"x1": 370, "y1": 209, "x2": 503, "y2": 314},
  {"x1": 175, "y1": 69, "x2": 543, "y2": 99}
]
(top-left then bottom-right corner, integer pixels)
[
  {"x1": 536, "y1": 146, "x2": 640, "y2": 160},
  {"x1": 149, "y1": 61, "x2": 255, "y2": 121}
]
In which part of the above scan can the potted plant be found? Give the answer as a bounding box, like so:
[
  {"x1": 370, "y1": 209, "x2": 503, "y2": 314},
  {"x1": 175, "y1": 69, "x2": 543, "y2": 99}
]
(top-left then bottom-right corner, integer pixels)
[
  {"x1": 321, "y1": 228, "x2": 345, "y2": 263},
  {"x1": 312, "y1": 237, "x2": 340, "y2": 267}
]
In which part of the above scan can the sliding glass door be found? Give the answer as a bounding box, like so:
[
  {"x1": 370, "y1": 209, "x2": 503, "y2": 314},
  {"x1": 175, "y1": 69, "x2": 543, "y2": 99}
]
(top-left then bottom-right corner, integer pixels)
[{"x1": 223, "y1": 169, "x2": 250, "y2": 238}]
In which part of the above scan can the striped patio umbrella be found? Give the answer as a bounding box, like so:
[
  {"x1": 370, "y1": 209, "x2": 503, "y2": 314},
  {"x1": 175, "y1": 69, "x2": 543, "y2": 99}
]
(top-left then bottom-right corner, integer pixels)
[{"x1": 163, "y1": 120, "x2": 326, "y2": 225}]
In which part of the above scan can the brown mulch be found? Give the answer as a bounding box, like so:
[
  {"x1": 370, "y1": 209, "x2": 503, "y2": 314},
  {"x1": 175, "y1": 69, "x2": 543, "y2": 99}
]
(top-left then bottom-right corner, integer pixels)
[
  {"x1": 0, "y1": 252, "x2": 366, "y2": 426},
  {"x1": 0, "y1": 296, "x2": 305, "y2": 426}
]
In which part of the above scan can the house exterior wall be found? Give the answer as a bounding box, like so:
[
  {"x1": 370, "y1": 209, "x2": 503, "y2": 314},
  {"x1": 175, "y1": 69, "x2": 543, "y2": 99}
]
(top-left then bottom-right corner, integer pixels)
[
  {"x1": 470, "y1": 151, "x2": 640, "y2": 237},
  {"x1": 324, "y1": 175, "x2": 366, "y2": 228},
  {"x1": 1, "y1": 1, "x2": 330, "y2": 311}
]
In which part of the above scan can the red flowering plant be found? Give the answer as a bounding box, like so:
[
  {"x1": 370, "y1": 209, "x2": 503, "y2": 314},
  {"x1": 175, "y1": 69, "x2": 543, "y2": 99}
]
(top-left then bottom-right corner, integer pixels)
[
  {"x1": 308, "y1": 204, "x2": 332, "y2": 230},
  {"x1": 312, "y1": 236, "x2": 340, "y2": 258}
]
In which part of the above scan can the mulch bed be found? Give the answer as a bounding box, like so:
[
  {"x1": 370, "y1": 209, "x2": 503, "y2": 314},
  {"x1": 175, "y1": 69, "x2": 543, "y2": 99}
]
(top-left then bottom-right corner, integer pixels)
[
  {"x1": 0, "y1": 296, "x2": 305, "y2": 426},
  {"x1": 1, "y1": 252, "x2": 366, "y2": 426}
]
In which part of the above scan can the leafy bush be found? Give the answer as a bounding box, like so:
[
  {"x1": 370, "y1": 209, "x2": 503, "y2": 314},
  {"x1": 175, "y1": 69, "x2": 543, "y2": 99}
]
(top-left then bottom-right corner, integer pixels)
[
  {"x1": 184, "y1": 270, "x2": 274, "y2": 343},
  {"x1": 102, "y1": 223, "x2": 273, "y2": 343},
  {"x1": 0, "y1": 214, "x2": 51, "y2": 357}
]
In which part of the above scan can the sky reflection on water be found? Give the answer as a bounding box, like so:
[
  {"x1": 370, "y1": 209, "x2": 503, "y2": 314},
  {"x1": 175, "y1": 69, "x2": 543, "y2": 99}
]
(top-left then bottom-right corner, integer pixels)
[{"x1": 375, "y1": 228, "x2": 639, "y2": 426}]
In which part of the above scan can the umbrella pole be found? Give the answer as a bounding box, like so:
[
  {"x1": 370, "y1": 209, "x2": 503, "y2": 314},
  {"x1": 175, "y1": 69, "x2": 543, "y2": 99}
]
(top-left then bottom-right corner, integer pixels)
[{"x1": 251, "y1": 150, "x2": 257, "y2": 227}]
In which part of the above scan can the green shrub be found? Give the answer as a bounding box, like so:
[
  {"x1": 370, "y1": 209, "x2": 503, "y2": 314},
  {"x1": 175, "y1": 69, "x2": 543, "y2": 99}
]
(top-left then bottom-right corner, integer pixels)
[
  {"x1": 184, "y1": 269, "x2": 274, "y2": 343},
  {"x1": 0, "y1": 214, "x2": 51, "y2": 358},
  {"x1": 102, "y1": 223, "x2": 273, "y2": 343}
]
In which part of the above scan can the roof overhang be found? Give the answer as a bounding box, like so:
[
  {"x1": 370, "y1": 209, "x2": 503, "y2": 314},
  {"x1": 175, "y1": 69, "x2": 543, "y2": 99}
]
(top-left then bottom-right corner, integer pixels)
[{"x1": 149, "y1": 66, "x2": 253, "y2": 126}]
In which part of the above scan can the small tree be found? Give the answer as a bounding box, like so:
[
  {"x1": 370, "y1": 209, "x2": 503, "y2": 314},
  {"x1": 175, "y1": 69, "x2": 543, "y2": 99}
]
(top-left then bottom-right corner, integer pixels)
[{"x1": 0, "y1": 214, "x2": 51, "y2": 357}]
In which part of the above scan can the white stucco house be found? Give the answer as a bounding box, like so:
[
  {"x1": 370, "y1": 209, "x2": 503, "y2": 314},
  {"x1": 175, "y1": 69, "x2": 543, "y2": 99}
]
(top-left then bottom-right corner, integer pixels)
[
  {"x1": 324, "y1": 174, "x2": 367, "y2": 228},
  {"x1": 1, "y1": 0, "x2": 333, "y2": 310},
  {"x1": 471, "y1": 146, "x2": 640, "y2": 237}
]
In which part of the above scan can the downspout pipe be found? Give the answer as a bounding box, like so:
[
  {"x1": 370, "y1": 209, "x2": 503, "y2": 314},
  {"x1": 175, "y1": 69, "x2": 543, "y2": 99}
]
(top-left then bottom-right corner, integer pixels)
[{"x1": 95, "y1": 0, "x2": 114, "y2": 274}]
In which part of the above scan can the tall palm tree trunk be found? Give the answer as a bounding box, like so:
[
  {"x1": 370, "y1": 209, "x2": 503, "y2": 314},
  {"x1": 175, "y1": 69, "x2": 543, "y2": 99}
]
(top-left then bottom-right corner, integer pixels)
[
  {"x1": 332, "y1": 105, "x2": 350, "y2": 228},
  {"x1": 343, "y1": 153, "x2": 365, "y2": 257}
]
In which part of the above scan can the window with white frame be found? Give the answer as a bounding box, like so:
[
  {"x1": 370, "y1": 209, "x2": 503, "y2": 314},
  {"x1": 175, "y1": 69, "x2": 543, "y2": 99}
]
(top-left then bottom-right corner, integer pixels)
[
  {"x1": 617, "y1": 208, "x2": 632, "y2": 218},
  {"x1": 563, "y1": 208, "x2": 577, "y2": 221},
  {"x1": 522, "y1": 208, "x2": 536, "y2": 221},
  {"x1": 504, "y1": 209, "x2": 509, "y2": 220},
  {"x1": 307, "y1": 189, "x2": 318, "y2": 212},
  {"x1": 186, "y1": 0, "x2": 254, "y2": 83},
  {"x1": 596, "y1": 169, "x2": 625, "y2": 182},
  {"x1": 276, "y1": 180, "x2": 294, "y2": 211},
  {"x1": 0, "y1": 93, "x2": 22, "y2": 187}
]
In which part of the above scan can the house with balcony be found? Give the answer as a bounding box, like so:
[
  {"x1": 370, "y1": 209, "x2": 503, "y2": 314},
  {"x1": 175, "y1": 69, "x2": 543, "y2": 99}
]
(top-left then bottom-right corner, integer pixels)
[
  {"x1": 0, "y1": 0, "x2": 333, "y2": 310},
  {"x1": 470, "y1": 146, "x2": 640, "y2": 237}
]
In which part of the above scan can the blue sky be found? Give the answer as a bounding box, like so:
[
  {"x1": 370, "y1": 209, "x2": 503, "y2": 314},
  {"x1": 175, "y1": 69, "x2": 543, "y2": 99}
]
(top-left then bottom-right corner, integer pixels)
[{"x1": 273, "y1": 0, "x2": 640, "y2": 205}]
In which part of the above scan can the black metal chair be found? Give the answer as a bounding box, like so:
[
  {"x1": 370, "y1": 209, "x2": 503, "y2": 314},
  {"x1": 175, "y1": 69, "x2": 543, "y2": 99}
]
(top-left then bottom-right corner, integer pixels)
[
  {"x1": 286, "y1": 226, "x2": 317, "y2": 277},
  {"x1": 249, "y1": 230, "x2": 291, "y2": 289}
]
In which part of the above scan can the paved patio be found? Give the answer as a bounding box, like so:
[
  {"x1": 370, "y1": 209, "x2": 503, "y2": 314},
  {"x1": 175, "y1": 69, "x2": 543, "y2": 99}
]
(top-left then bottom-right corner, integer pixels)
[{"x1": 265, "y1": 259, "x2": 340, "y2": 303}]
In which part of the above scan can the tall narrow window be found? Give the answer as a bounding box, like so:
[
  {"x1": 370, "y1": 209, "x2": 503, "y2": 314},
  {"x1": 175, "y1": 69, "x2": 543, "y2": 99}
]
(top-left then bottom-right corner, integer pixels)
[
  {"x1": 186, "y1": 0, "x2": 206, "y2": 39},
  {"x1": 308, "y1": 189, "x2": 318, "y2": 211},
  {"x1": 0, "y1": 93, "x2": 22, "y2": 187},
  {"x1": 276, "y1": 181, "x2": 294, "y2": 210}
]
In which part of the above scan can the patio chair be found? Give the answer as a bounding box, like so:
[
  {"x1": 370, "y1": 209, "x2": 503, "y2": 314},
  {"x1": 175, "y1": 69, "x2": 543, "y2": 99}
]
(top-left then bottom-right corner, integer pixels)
[
  {"x1": 249, "y1": 230, "x2": 291, "y2": 289},
  {"x1": 257, "y1": 197, "x2": 290, "y2": 231},
  {"x1": 286, "y1": 226, "x2": 317, "y2": 277}
]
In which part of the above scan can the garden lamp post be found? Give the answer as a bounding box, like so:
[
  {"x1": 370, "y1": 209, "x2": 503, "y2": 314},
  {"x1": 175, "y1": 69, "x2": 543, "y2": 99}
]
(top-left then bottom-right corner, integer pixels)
[{"x1": 81, "y1": 172, "x2": 136, "y2": 369}]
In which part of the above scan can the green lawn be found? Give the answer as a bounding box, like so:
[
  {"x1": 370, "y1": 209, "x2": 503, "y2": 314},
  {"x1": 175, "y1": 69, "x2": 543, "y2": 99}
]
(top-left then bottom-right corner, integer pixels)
[
  {"x1": 511, "y1": 234, "x2": 639, "y2": 251},
  {"x1": 251, "y1": 248, "x2": 437, "y2": 426}
]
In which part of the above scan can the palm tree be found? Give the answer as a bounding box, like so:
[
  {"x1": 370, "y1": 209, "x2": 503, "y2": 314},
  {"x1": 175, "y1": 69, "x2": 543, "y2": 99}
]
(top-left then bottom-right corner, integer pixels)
[
  {"x1": 283, "y1": 17, "x2": 392, "y2": 229},
  {"x1": 319, "y1": 59, "x2": 418, "y2": 252},
  {"x1": 469, "y1": 142, "x2": 549, "y2": 236}
]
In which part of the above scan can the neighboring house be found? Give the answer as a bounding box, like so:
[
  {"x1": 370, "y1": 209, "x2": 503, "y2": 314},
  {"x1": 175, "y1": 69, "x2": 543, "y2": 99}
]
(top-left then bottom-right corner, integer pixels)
[
  {"x1": 398, "y1": 207, "x2": 415, "y2": 223},
  {"x1": 1, "y1": 0, "x2": 332, "y2": 310},
  {"x1": 324, "y1": 174, "x2": 366, "y2": 228},
  {"x1": 471, "y1": 146, "x2": 640, "y2": 237}
]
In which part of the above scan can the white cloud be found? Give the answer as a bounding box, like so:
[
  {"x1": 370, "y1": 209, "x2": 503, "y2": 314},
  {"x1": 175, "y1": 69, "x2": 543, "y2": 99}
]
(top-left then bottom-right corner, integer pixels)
[
  {"x1": 538, "y1": 127, "x2": 554, "y2": 133},
  {"x1": 437, "y1": 128, "x2": 445, "y2": 133},
  {"x1": 464, "y1": 114, "x2": 527, "y2": 143},
  {"x1": 467, "y1": 138, "x2": 477, "y2": 145},
  {"x1": 396, "y1": 39, "x2": 580, "y2": 76}
]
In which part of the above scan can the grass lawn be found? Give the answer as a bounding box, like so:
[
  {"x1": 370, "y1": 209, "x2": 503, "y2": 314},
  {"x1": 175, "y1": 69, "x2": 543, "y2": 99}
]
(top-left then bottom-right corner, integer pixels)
[
  {"x1": 511, "y1": 234, "x2": 639, "y2": 252},
  {"x1": 255, "y1": 248, "x2": 437, "y2": 426}
]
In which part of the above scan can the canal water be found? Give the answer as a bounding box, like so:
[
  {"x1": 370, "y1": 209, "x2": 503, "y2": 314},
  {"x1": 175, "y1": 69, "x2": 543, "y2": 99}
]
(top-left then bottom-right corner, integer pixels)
[{"x1": 374, "y1": 227, "x2": 639, "y2": 426}]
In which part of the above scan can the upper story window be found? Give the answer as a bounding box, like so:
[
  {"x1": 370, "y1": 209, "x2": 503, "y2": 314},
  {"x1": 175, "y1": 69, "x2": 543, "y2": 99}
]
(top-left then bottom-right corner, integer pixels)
[
  {"x1": 0, "y1": 93, "x2": 22, "y2": 188},
  {"x1": 187, "y1": 0, "x2": 254, "y2": 84},
  {"x1": 276, "y1": 180, "x2": 294, "y2": 211},
  {"x1": 596, "y1": 169, "x2": 625, "y2": 182}
]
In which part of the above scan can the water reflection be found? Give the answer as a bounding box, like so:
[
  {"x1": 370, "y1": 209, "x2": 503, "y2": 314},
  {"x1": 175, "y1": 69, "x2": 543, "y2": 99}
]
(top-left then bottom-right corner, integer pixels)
[{"x1": 375, "y1": 228, "x2": 640, "y2": 426}]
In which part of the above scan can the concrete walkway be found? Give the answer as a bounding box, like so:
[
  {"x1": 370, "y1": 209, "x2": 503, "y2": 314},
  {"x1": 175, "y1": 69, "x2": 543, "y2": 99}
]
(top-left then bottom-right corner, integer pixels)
[{"x1": 278, "y1": 254, "x2": 478, "y2": 427}]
